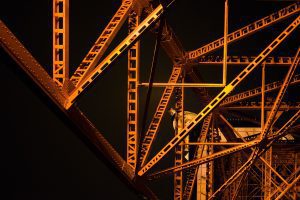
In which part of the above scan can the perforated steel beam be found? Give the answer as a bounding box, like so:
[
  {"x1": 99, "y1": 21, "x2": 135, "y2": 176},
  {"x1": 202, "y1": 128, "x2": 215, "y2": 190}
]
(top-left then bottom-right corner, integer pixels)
[
  {"x1": 66, "y1": 4, "x2": 165, "y2": 109},
  {"x1": 127, "y1": 10, "x2": 140, "y2": 170},
  {"x1": 221, "y1": 74, "x2": 300, "y2": 106},
  {"x1": 196, "y1": 56, "x2": 294, "y2": 66},
  {"x1": 188, "y1": 2, "x2": 300, "y2": 60},
  {"x1": 138, "y1": 15, "x2": 300, "y2": 177},
  {"x1": 52, "y1": 0, "x2": 69, "y2": 88},
  {"x1": 0, "y1": 19, "x2": 158, "y2": 200},
  {"x1": 139, "y1": 65, "x2": 181, "y2": 167},
  {"x1": 70, "y1": 0, "x2": 133, "y2": 86}
]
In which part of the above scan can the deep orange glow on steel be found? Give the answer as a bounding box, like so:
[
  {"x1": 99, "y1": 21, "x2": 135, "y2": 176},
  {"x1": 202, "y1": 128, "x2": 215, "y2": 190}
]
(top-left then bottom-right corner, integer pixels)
[
  {"x1": 182, "y1": 114, "x2": 212, "y2": 200},
  {"x1": 221, "y1": 74, "x2": 300, "y2": 106},
  {"x1": 70, "y1": 0, "x2": 133, "y2": 86},
  {"x1": 188, "y1": 2, "x2": 300, "y2": 60},
  {"x1": 127, "y1": 10, "x2": 140, "y2": 170},
  {"x1": 53, "y1": 0, "x2": 69, "y2": 87},
  {"x1": 66, "y1": 4, "x2": 164, "y2": 109},
  {"x1": 139, "y1": 66, "x2": 181, "y2": 167},
  {"x1": 197, "y1": 56, "x2": 294, "y2": 65},
  {"x1": 174, "y1": 78, "x2": 184, "y2": 200},
  {"x1": 138, "y1": 15, "x2": 300, "y2": 176},
  {"x1": 147, "y1": 141, "x2": 259, "y2": 180},
  {"x1": 211, "y1": 48, "x2": 300, "y2": 198},
  {"x1": 223, "y1": 0, "x2": 228, "y2": 85}
]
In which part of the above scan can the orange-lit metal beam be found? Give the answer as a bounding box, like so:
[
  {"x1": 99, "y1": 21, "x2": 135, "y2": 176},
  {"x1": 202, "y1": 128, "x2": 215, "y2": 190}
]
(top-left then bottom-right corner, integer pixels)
[
  {"x1": 70, "y1": 0, "x2": 133, "y2": 86},
  {"x1": 196, "y1": 56, "x2": 294, "y2": 65},
  {"x1": 127, "y1": 10, "x2": 140, "y2": 170},
  {"x1": 53, "y1": 0, "x2": 69, "y2": 88},
  {"x1": 139, "y1": 83, "x2": 225, "y2": 87},
  {"x1": 259, "y1": 47, "x2": 300, "y2": 140},
  {"x1": 174, "y1": 77, "x2": 184, "y2": 200},
  {"x1": 139, "y1": 66, "x2": 181, "y2": 167},
  {"x1": 138, "y1": 15, "x2": 300, "y2": 176},
  {"x1": 275, "y1": 173, "x2": 300, "y2": 200},
  {"x1": 66, "y1": 4, "x2": 165, "y2": 109},
  {"x1": 0, "y1": 20, "x2": 158, "y2": 199},
  {"x1": 147, "y1": 141, "x2": 259, "y2": 180},
  {"x1": 181, "y1": 142, "x2": 242, "y2": 146},
  {"x1": 270, "y1": 166, "x2": 300, "y2": 198},
  {"x1": 210, "y1": 48, "x2": 300, "y2": 198},
  {"x1": 221, "y1": 102, "x2": 300, "y2": 110},
  {"x1": 188, "y1": 2, "x2": 300, "y2": 60},
  {"x1": 182, "y1": 114, "x2": 212, "y2": 200},
  {"x1": 223, "y1": 0, "x2": 228, "y2": 85},
  {"x1": 221, "y1": 74, "x2": 300, "y2": 106}
]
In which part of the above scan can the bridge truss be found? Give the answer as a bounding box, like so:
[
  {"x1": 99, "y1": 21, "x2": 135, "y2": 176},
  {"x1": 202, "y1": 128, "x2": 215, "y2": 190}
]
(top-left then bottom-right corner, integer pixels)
[{"x1": 1, "y1": 0, "x2": 300, "y2": 199}]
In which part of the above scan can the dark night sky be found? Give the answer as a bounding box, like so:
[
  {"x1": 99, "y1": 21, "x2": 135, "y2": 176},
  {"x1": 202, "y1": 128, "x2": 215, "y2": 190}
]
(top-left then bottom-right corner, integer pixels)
[{"x1": 0, "y1": 0, "x2": 299, "y2": 199}]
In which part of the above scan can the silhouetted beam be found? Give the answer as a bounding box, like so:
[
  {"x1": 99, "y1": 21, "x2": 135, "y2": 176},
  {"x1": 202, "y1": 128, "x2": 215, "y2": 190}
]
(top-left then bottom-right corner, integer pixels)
[
  {"x1": 138, "y1": 0, "x2": 185, "y2": 63},
  {"x1": 0, "y1": 20, "x2": 158, "y2": 200}
]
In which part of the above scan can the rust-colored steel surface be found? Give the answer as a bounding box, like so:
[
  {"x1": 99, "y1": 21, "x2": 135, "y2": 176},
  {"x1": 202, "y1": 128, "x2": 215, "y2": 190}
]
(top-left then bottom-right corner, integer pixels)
[{"x1": 1, "y1": 1, "x2": 300, "y2": 199}]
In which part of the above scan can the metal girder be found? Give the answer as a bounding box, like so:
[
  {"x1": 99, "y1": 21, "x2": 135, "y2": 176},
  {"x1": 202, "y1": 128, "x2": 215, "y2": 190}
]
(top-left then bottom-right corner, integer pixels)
[
  {"x1": 70, "y1": 0, "x2": 133, "y2": 86},
  {"x1": 270, "y1": 166, "x2": 300, "y2": 198},
  {"x1": 221, "y1": 74, "x2": 300, "y2": 106},
  {"x1": 139, "y1": 0, "x2": 185, "y2": 63},
  {"x1": 210, "y1": 48, "x2": 300, "y2": 198},
  {"x1": 188, "y1": 2, "x2": 300, "y2": 60},
  {"x1": 275, "y1": 173, "x2": 300, "y2": 200},
  {"x1": 182, "y1": 114, "x2": 212, "y2": 200},
  {"x1": 174, "y1": 78, "x2": 184, "y2": 200},
  {"x1": 196, "y1": 56, "x2": 294, "y2": 66},
  {"x1": 139, "y1": 65, "x2": 182, "y2": 167},
  {"x1": 138, "y1": 15, "x2": 300, "y2": 177},
  {"x1": 66, "y1": 4, "x2": 165, "y2": 109},
  {"x1": 259, "y1": 47, "x2": 300, "y2": 140},
  {"x1": 53, "y1": 0, "x2": 69, "y2": 88},
  {"x1": 127, "y1": 10, "x2": 140, "y2": 170},
  {"x1": 221, "y1": 101, "x2": 300, "y2": 110},
  {"x1": 0, "y1": 19, "x2": 158, "y2": 200},
  {"x1": 147, "y1": 141, "x2": 259, "y2": 180}
]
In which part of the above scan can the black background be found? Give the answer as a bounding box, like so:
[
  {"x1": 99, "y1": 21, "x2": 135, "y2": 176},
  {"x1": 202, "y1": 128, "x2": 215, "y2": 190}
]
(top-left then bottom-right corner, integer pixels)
[{"x1": 0, "y1": 0, "x2": 299, "y2": 199}]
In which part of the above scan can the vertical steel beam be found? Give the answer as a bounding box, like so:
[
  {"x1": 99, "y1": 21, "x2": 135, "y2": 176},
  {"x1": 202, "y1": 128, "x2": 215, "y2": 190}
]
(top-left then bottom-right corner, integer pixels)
[
  {"x1": 223, "y1": 0, "x2": 228, "y2": 85},
  {"x1": 66, "y1": 4, "x2": 165, "y2": 109},
  {"x1": 174, "y1": 76, "x2": 184, "y2": 200},
  {"x1": 263, "y1": 147, "x2": 272, "y2": 199},
  {"x1": 275, "y1": 173, "x2": 300, "y2": 200},
  {"x1": 127, "y1": 10, "x2": 140, "y2": 170},
  {"x1": 53, "y1": 0, "x2": 69, "y2": 88},
  {"x1": 183, "y1": 114, "x2": 212, "y2": 200},
  {"x1": 139, "y1": 66, "x2": 181, "y2": 167}
]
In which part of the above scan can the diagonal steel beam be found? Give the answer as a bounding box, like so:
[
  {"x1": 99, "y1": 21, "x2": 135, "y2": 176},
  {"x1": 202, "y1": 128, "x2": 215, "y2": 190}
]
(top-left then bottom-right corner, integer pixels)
[
  {"x1": 70, "y1": 0, "x2": 133, "y2": 86},
  {"x1": 221, "y1": 74, "x2": 300, "y2": 106},
  {"x1": 188, "y1": 2, "x2": 300, "y2": 60},
  {"x1": 138, "y1": 15, "x2": 300, "y2": 176},
  {"x1": 0, "y1": 19, "x2": 158, "y2": 199},
  {"x1": 66, "y1": 4, "x2": 165, "y2": 109}
]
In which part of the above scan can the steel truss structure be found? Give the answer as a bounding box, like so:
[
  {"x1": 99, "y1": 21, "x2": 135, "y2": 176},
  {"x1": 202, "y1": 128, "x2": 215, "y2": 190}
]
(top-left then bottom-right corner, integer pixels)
[{"x1": 1, "y1": 0, "x2": 300, "y2": 199}]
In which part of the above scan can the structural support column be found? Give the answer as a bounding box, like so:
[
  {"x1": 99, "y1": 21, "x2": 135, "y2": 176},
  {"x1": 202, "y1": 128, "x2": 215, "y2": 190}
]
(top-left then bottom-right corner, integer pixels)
[
  {"x1": 174, "y1": 74, "x2": 184, "y2": 200},
  {"x1": 53, "y1": 0, "x2": 69, "y2": 88},
  {"x1": 127, "y1": 10, "x2": 140, "y2": 170},
  {"x1": 264, "y1": 147, "x2": 272, "y2": 199}
]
